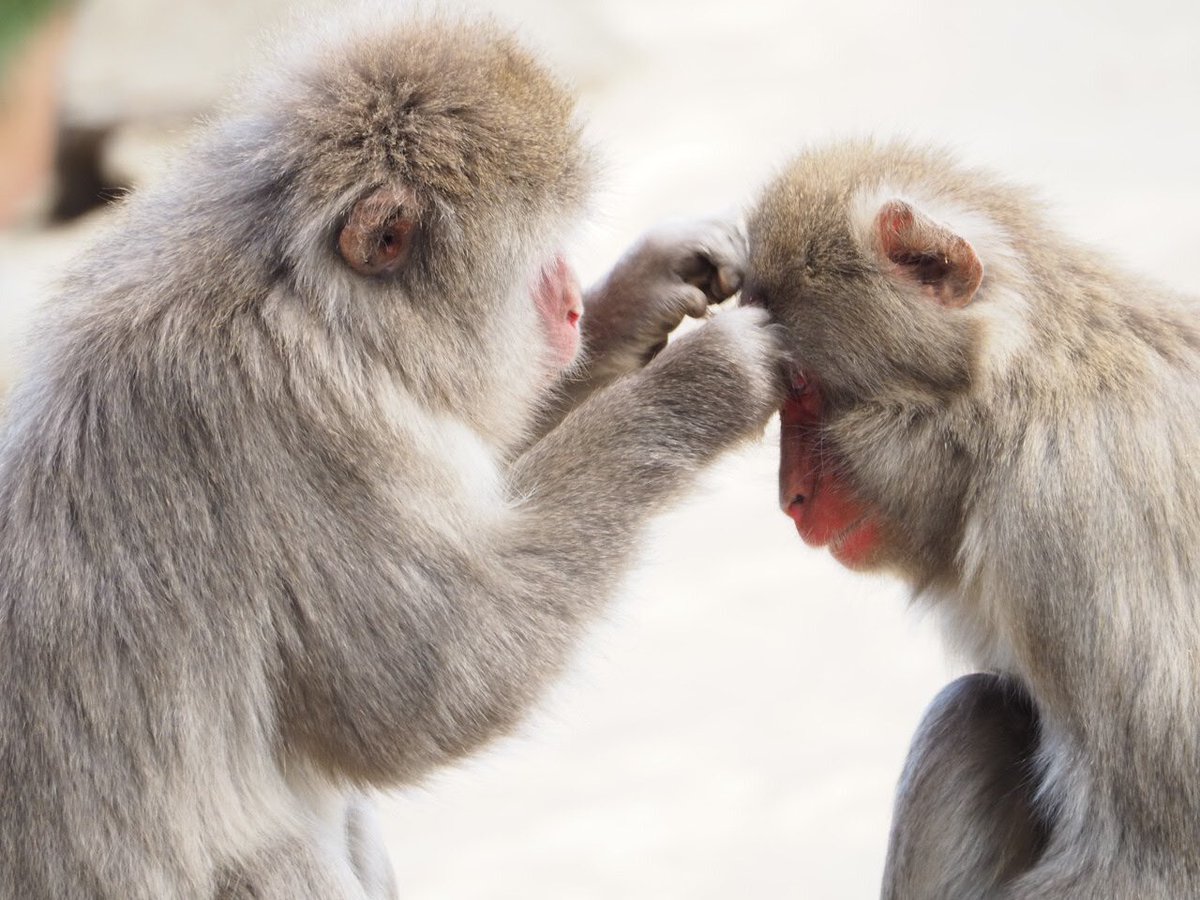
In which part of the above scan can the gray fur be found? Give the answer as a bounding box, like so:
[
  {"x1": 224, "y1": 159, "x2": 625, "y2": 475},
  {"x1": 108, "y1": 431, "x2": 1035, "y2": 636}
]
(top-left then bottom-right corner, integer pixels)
[
  {"x1": 533, "y1": 217, "x2": 749, "y2": 441},
  {"x1": 745, "y1": 139, "x2": 1200, "y2": 898},
  {"x1": 882, "y1": 675, "x2": 1046, "y2": 899},
  {"x1": 0, "y1": 16, "x2": 782, "y2": 899}
]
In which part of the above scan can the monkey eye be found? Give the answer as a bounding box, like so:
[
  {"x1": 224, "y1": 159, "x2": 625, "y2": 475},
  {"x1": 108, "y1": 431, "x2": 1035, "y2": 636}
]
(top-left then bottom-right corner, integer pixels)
[{"x1": 337, "y1": 187, "x2": 419, "y2": 277}]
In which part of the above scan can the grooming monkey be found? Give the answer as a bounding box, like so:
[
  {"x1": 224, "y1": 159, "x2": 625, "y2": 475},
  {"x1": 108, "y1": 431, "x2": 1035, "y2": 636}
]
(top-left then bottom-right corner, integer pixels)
[
  {"x1": 743, "y1": 140, "x2": 1200, "y2": 898},
  {"x1": 0, "y1": 17, "x2": 782, "y2": 899}
]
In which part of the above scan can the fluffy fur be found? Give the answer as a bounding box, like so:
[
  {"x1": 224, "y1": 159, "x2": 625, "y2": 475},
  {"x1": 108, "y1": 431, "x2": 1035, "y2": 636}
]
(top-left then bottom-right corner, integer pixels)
[
  {"x1": 0, "y1": 16, "x2": 781, "y2": 899},
  {"x1": 746, "y1": 139, "x2": 1200, "y2": 898}
]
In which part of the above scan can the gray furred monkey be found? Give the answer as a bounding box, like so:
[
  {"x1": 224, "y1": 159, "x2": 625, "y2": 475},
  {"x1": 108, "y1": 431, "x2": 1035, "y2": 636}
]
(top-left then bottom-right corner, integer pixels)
[
  {"x1": 0, "y1": 16, "x2": 783, "y2": 899},
  {"x1": 743, "y1": 139, "x2": 1200, "y2": 898}
]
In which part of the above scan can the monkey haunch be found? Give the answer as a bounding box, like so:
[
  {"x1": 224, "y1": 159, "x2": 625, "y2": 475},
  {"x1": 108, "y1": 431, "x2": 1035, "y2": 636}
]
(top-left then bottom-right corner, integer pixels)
[
  {"x1": 0, "y1": 17, "x2": 782, "y2": 900},
  {"x1": 745, "y1": 140, "x2": 1200, "y2": 899}
]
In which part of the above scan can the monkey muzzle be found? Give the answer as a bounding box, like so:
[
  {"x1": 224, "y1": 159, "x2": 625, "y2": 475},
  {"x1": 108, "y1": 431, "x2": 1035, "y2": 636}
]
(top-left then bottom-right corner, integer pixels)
[{"x1": 779, "y1": 374, "x2": 882, "y2": 570}]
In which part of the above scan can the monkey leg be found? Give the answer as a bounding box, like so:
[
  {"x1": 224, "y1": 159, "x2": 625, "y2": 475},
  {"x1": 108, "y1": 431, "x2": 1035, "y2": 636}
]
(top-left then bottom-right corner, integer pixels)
[{"x1": 881, "y1": 673, "x2": 1049, "y2": 900}]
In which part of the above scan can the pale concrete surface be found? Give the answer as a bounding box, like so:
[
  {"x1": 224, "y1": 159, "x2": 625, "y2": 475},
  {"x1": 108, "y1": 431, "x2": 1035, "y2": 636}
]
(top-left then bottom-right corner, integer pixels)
[{"x1": 1, "y1": 1, "x2": 1198, "y2": 897}]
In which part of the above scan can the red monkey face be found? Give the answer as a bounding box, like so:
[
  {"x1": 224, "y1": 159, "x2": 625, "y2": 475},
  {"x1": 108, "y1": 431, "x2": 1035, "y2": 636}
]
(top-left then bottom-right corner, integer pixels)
[{"x1": 779, "y1": 374, "x2": 886, "y2": 570}]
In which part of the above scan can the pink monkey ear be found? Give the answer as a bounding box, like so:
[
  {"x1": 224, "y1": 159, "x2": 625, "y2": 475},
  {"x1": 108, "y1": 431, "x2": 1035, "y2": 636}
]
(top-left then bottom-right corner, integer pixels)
[
  {"x1": 874, "y1": 199, "x2": 983, "y2": 308},
  {"x1": 337, "y1": 186, "x2": 420, "y2": 277}
]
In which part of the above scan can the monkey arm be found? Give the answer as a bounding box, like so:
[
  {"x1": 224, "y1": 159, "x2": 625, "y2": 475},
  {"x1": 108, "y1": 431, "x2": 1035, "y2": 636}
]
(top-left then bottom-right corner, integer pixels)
[
  {"x1": 531, "y1": 218, "x2": 748, "y2": 441},
  {"x1": 277, "y1": 309, "x2": 781, "y2": 786},
  {"x1": 882, "y1": 673, "x2": 1048, "y2": 900}
]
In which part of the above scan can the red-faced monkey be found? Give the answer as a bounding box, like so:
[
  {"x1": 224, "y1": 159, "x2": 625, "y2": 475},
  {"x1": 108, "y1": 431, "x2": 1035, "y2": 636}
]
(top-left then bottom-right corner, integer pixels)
[
  {"x1": 744, "y1": 139, "x2": 1200, "y2": 899},
  {"x1": 0, "y1": 16, "x2": 783, "y2": 899}
]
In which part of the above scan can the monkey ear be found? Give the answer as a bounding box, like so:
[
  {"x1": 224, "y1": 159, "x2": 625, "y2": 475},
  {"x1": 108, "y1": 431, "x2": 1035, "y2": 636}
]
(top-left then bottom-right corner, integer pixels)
[
  {"x1": 874, "y1": 200, "x2": 983, "y2": 308},
  {"x1": 337, "y1": 186, "x2": 420, "y2": 276}
]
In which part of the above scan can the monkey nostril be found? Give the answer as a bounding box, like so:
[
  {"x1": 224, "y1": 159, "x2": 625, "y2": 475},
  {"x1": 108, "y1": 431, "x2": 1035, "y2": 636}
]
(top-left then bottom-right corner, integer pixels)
[{"x1": 782, "y1": 494, "x2": 807, "y2": 524}]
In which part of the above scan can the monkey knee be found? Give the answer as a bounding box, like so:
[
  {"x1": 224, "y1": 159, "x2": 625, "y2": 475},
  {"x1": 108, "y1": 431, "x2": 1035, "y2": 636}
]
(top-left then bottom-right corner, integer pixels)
[
  {"x1": 915, "y1": 673, "x2": 1039, "y2": 758},
  {"x1": 887, "y1": 675, "x2": 1048, "y2": 898},
  {"x1": 898, "y1": 673, "x2": 1043, "y2": 818}
]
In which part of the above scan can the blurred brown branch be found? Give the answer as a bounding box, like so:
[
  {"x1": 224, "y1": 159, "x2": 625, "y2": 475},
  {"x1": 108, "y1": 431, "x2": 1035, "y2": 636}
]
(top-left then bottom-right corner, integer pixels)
[{"x1": 0, "y1": 7, "x2": 72, "y2": 228}]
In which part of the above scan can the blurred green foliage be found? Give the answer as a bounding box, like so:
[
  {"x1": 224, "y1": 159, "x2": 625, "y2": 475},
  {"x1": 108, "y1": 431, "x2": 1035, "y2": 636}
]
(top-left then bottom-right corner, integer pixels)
[{"x1": 1, "y1": 0, "x2": 63, "y2": 71}]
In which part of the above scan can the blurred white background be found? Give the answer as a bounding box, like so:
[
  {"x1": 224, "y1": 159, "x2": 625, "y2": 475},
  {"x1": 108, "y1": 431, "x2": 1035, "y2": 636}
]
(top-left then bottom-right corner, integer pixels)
[{"x1": 1, "y1": 0, "x2": 1198, "y2": 897}]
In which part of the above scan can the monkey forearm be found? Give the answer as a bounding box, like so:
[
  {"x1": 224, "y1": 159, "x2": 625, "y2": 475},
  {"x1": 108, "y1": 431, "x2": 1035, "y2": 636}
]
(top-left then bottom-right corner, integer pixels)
[
  {"x1": 515, "y1": 312, "x2": 781, "y2": 541},
  {"x1": 527, "y1": 345, "x2": 627, "y2": 444},
  {"x1": 528, "y1": 285, "x2": 669, "y2": 442},
  {"x1": 531, "y1": 218, "x2": 749, "y2": 441},
  {"x1": 529, "y1": 365, "x2": 640, "y2": 448},
  {"x1": 282, "y1": 313, "x2": 779, "y2": 781}
]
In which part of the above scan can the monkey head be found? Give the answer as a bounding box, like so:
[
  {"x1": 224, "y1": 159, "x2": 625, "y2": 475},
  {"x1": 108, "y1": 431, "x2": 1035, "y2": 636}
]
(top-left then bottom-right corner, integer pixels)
[
  {"x1": 202, "y1": 18, "x2": 593, "y2": 446},
  {"x1": 744, "y1": 142, "x2": 997, "y2": 583}
]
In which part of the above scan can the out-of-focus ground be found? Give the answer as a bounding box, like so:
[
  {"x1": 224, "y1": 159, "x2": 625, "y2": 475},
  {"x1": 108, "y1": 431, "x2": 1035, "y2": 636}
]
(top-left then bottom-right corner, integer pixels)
[{"x1": 1, "y1": 1, "x2": 1198, "y2": 897}]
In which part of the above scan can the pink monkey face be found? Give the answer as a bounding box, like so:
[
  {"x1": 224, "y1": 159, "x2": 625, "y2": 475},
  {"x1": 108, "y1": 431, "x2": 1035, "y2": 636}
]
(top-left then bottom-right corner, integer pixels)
[{"x1": 533, "y1": 254, "x2": 583, "y2": 371}]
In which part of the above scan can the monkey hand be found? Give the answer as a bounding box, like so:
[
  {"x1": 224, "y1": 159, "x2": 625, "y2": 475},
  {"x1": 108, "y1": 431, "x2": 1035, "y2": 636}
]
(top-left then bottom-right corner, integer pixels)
[
  {"x1": 582, "y1": 217, "x2": 748, "y2": 378},
  {"x1": 637, "y1": 306, "x2": 786, "y2": 446},
  {"x1": 533, "y1": 219, "x2": 754, "y2": 440}
]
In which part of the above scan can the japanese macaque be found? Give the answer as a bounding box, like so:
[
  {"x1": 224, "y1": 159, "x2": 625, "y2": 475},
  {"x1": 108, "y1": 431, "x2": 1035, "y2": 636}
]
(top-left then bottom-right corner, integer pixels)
[
  {"x1": 743, "y1": 139, "x2": 1200, "y2": 899},
  {"x1": 0, "y1": 16, "x2": 783, "y2": 900}
]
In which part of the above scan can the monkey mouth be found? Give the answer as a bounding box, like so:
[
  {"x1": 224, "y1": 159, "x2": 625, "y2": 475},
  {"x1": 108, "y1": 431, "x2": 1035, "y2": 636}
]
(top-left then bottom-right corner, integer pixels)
[
  {"x1": 823, "y1": 515, "x2": 883, "y2": 570},
  {"x1": 779, "y1": 372, "x2": 882, "y2": 570}
]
